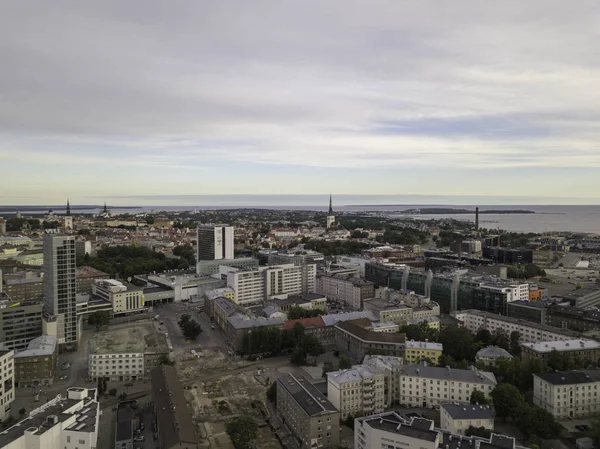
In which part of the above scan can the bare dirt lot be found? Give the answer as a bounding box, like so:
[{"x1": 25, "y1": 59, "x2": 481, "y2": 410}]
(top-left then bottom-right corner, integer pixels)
[{"x1": 179, "y1": 349, "x2": 283, "y2": 449}]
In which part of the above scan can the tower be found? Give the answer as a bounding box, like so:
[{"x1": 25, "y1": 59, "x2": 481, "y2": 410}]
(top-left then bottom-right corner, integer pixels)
[
  {"x1": 326, "y1": 194, "x2": 336, "y2": 229},
  {"x1": 475, "y1": 207, "x2": 479, "y2": 231},
  {"x1": 197, "y1": 225, "x2": 234, "y2": 261},
  {"x1": 64, "y1": 199, "x2": 73, "y2": 231},
  {"x1": 43, "y1": 234, "x2": 78, "y2": 346},
  {"x1": 103, "y1": 202, "x2": 108, "y2": 214}
]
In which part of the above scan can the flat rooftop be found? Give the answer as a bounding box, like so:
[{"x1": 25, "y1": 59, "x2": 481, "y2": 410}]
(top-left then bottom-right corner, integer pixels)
[
  {"x1": 278, "y1": 373, "x2": 338, "y2": 417},
  {"x1": 441, "y1": 403, "x2": 494, "y2": 420},
  {"x1": 401, "y1": 364, "x2": 497, "y2": 385},
  {"x1": 522, "y1": 339, "x2": 600, "y2": 353},
  {"x1": 89, "y1": 327, "x2": 147, "y2": 354}
]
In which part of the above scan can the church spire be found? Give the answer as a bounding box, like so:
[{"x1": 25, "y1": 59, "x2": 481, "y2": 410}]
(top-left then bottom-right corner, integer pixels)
[
  {"x1": 328, "y1": 194, "x2": 333, "y2": 214},
  {"x1": 66, "y1": 199, "x2": 71, "y2": 216},
  {"x1": 103, "y1": 202, "x2": 108, "y2": 214}
]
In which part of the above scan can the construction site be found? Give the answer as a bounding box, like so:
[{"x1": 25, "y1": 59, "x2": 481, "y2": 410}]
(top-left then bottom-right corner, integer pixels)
[{"x1": 178, "y1": 348, "x2": 286, "y2": 449}]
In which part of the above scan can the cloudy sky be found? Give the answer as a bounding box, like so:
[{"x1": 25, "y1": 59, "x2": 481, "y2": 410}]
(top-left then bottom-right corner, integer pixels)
[{"x1": 1, "y1": 1, "x2": 599, "y2": 205}]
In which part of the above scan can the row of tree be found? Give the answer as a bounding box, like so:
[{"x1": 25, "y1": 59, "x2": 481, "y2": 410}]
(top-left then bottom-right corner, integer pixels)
[{"x1": 286, "y1": 306, "x2": 327, "y2": 320}]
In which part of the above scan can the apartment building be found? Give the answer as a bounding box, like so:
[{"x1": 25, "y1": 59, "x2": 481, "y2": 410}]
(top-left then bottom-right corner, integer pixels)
[
  {"x1": 327, "y1": 365, "x2": 386, "y2": 419},
  {"x1": 534, "y1": 370, "x2": 600, "y2": 418},
  {"x1": 0, "y1": 350, "x2": 14, "y2": 421},
  {"x1": 317, "y1": 274, "x2": 375, "y2": 309},
  {"x1": 363, "y1": 298, "x2": 440, "y2": 325},
  {"x1": 453, "y1": 309, "x2": 583, "y2": 343},
  {"x1": 92, "y1": 279, "x2": 144, "y2": 315},
  {"x1": 276, "y1": 373, "x2": 340, "y2": 449},
  {"x1": 440, "y1": 403, "x2": 494, "y2": 435},
  {"x1": 371, "y1": 322, "x2": 400, "y2": 333},
  {"x1": 0, "y1": 387, "x2": 99, "y2": 449},
  {"x1": 334, "y1": 319, "x2": 406, "y2": 361},
  {"x1": 521, "y1": 339, "x2": 600, "y2": 365},
  {"x1": 0, "y1": 296, "x2": 43, "y2": 352},
  {"x1": 355, "y1": 412, "x2": 523, "y2": 449},
  {"x1": 88, "y1": 335, "x2": 144, "y2": 381},
  {"x1": 14, "y1": 335, "x2": 58, "y2": 387},
  {"x1": 405, "y1": 341, "x2": 443, "y2": 365},
  {"x1": 399, "y1": 364, "x2": 496, "y2": 408}
]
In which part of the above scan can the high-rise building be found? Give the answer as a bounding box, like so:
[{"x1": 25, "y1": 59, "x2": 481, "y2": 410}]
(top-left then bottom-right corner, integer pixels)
[
  {"x1": 197, "y1": 225, "x2": 234, "y2": 261},
  {"x1": 43, "y1": 234, "x2": 78, "y2": 346}
]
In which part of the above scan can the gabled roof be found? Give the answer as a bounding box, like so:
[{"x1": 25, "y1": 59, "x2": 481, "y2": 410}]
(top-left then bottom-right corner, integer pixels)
[{"x1": 283, "y1": 316, "x2": 325, "y2": 330}]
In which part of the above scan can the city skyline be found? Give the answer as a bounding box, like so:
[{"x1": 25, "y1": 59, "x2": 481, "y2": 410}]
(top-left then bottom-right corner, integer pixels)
[{"x1": 1, "y1": 1, "x2": 599, "y2": 203}]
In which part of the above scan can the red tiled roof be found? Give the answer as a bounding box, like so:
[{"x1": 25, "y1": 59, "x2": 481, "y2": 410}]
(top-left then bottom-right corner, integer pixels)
[{"x1": 283, "y1": 316, "x2": 325, "y2": 330}]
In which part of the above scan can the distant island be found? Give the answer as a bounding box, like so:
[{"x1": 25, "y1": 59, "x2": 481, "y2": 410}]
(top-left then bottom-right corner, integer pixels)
[{"x1": 399, "y1": 208, "x2": 535, "y2": 215}]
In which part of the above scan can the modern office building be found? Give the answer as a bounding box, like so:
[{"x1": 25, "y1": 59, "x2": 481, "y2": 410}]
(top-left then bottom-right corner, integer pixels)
[
  {"x1": 507, "y1": 300, "x2": 547, "y2": 324},
  {"x1": 150, "y1": 365, "x2": 198, "y2": 449},
  {"x1": 317, "y1": 274, "x2": 375, "y2": 309},
  {"x1": 482, "y1": 247, "x2": 533, "y2": 264},
  {"x1": 92, "y1": 279, "x2": 144, "y2": 315},
  {"x1": 43, "y1": 234, "x2": 78, "y2": 346},
  {"x1": 439, "y1": 403, "x2": 494, "y2": 435},
  {"x1": 453, "y1": 309, "x2": 584, "y2": 343},
  {"x1": 521, "y1": 339, "x2": 600, "y2": 365},
  {"x1": 0, "y1": 295, "x2": 43, "y2": 352},
  {"x1": 197, "y1": 225, "x2": 234, "y2": 261},
  {"x1": 13, "y1": 335, "x2": 58, "y2": 387},
  {"x1": 356, "y1": 412, "x2": 523, "y2": 449},
  {"x1": 534, "y1": 370, "x2": 600, "y2": 418},
  {"x1": 327, "y1": 364, "x2": 386, "y2": 419},
  {"x1": 546, "y1": 303, "x2": 600, "y2": 332},
  {"x1": 276, "y1": 373, "x2": 340, "y2": 449},
  {"x1": 0, "y1": 387, "x2": 99, "y2": 449},
  {"x1": 0, "y1": 349, "x2": 14, "y2": 421}
]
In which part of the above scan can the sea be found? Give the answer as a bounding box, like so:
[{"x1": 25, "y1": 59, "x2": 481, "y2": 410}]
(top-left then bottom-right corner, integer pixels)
[{"x1": 1, "y1": 195, "x2": 599, "y2": 234}]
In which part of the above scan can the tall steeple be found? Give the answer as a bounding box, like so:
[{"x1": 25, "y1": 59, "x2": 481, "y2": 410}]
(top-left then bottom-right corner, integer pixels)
[
  {"x1": 103, "y1": 202, "x2": 108, "y2": 214},
  {"x1": 328, "y1": 194, "x2": 333, "y2": 214},
  {"x1": 66, "y1": 199, "x2": 71, "y2": 216},
  {"x1": 326, "y1": 194, "x2": 336, "y2": 229}
]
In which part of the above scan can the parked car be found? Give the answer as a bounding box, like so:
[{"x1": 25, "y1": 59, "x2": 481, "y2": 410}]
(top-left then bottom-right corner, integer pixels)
[
  {"x1": 135, "y1": 429, "x2": 142, "y2": 434},
  {"x1": 134, "y1": 436, "x2": 145, "y2": 442},
  {"x1": 140, "y1": 422, "x2": 145, "y2": 430},
  {"x1": 59, "y1": 375, "x2": 68, "y2": 381}
]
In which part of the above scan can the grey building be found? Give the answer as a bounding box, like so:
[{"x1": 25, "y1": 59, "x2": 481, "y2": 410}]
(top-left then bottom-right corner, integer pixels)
[
  {"x1": 0, "y1": 294, "x2": 43, "y2": 352},
  {"x1": 276, "y1": 373, "x2": 340, "y2": 449},
  {"x1": 196, "y1": 257, "x2": 258, "y2": 276},
  {"x1": 546, "y1": 303, "x2": 600, "y2": 332},
  {"x1": 335, "y1": 319, "x2": 406, "y2": 362},
  {"x1": 562, "y1": 288, "x2": 600, "y2": 309},
  {"x1": 507, "y1": 300, "x2": 547, "y2": 324},
  {"x1": 43, "y1": 234, "x2": 78, "y2": 346},
  {"x1": 4, "y1": 277, "x2": 44, "y2": 301}
]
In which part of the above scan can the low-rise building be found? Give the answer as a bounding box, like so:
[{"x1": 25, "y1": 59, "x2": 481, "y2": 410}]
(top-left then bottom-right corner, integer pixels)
[
  {"x1": 317, "y1": 274, "x2": 375, "y2": 309},
  {"x1": 370, "y1": 322, "x2": 400, "y2": 333},
  {"x1": 320, "y1": 311, "x2": 378, "y2": 346},
  {"x1": 276, "y1": 373, "x2": 340, "y2": 449},
  {"x1": 267, "y1": 292, "x2": 327, "y2": 313},
  {"x1": 92, "y1": 279, "x2": 144, "y2": 316},
  {"x1": 534, "y1": 370, "x2": 600, "y2": 418},
  {"x1": 475, "y1": 346, "x2": 513, "y2": 366},
  {"x1": 440, "y1": 403, "x2": 494, "y2": 435},
  {"x1": 0, "y1": 387, "x2": 99, "y2": 449},
  {"x1": 453, "y1": 309, "x2": 583, "y2": 343},
  {"x1": 335, "y1": 319, "x2": 406, "y2": 361},
  {"x1": 522, "y1": 339, "x2": 600, "y2": 365},
  {"x1": 355, "y1": 412, "x2": 524, "y2": 449},
  {"x1": 151, "y1": 365, "x2": 197, "y2": 449},
  {"x1": 205, "y1": 287, "x2": 236, "y2": 302},
  {"x1": 327, "y1": 365, "x2": 386, "y2": 418},
  {"x1": 14, "y1": 335, "x2": 58, "y2": 387},
  {"x1": 405, "y1": 341, "x2": 443, "y2": 365},
  {"x1": 76, "y1": 266, "x2": 109, "y2": 295},
  {"x1": 88, "y1": 334, "x2": 144, "y2": 381},
  {"x1": 0, "y1": 349, "x2": 14, "y2": 421}
]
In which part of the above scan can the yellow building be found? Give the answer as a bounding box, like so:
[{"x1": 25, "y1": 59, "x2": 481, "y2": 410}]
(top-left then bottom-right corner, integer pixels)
[
  {"x1": 408, "y1": 315, "x2": 440, "y2": 331},
  {"x1": 404, "y1": 340, "x2": 443, "y2": 365}
]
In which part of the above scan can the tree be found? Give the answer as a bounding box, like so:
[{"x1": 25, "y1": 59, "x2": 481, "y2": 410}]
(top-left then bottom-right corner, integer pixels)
[
  {"x1": 118, "y1": 392, "x2": 128, "y2": 401},
  {"x1": 287, "y1": 307, "x2": 325, "y2": 320},
  {"x1": 266, "y1": 382, "x2": 277, "y2": 404},
  {"x1": 158, "y1": 355, "x2": 174, "y2": 366},
  {"x1": 475, "y1": 329, "x2": 492, "y2": 345},
  {"x1": 339, "y1": 355, "x2": 352, "y2": 370},
  {"x1": 109, "y1": 388, "x2": 117, "y2": 396},
  {"x1": 510, "y1": 331, "x2": 521, "y2": 356},
  {"x1": 178, "y1": 315, "x2": 202, "y2": 340},
  {"x1": 490, "y1": 384, "x2": 525, "y2": 419},
  {"x1": 290, "y1": 349, "x2": 307, "y2": 366},
  {"x1": 226, "y1": 415, "x2": 258, "y2": 449},
  {"x1": 491, "y1": 329, "x2": 510, "y2": 351},
  {"x1": 465, "y1": 426, "x2": 491, "y2": 438},
  {"x1": 322, "y1": 362, "x2": 334, "y2": 378},
  {"x1": 19, "y1": 408, "x2": 26, "y2": 417},
  {"x1": 301, "y1": 335, "x2": 324, "y2": 364},
  {"x1": 438, "y1": 327, "x2": 474, "y2": 361},
  {"x1": 88, "y1": 311, "x2": 111, "y2": 331},
  {"x1": 470, "y1": 389, "x2": 489, "y2": 406},
  {"x1": 97, "y1": 377, "x2": 107, "y2": 395}
]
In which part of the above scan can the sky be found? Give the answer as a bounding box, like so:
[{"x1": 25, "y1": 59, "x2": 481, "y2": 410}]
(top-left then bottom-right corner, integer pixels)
[{"x1": 1, "y1": 1, "x2": 600, "y2": 206}]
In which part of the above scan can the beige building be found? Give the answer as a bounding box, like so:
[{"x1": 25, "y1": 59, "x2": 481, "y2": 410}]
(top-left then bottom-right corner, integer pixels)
[
  {"x1": 88, "y1": 334, "x2": 144, "y2": 381},
  {"x1": 439, "y1": 403, "x2": 494, "y2": 435},
  {"x1": 14, "y1": 335, "x2": 58, "y2": 387},
  {"x1": 317, "y1": 274, "x2": 375, "y2": 309},
  {"x1": 92, "y1": 279, "x2": 144, "y2": 315},
  {"x1": 327, "y1": 365, "x2": 386, "y2": 419},
  {"x1": 522, "y1": 339, "x2": 600, "y2": 365},
  {"x1": 276, "y1": 373, "x2": 340, "y2": 449},
  {"x1": 534, "y1": 370, "x2": 600, "y2": 418},
  {"x1": 0, "y1": 349, "x2": 15, "y2": 421},
  {"x1": 404, "y1": 341, "x2": 443, "y2": 365}
]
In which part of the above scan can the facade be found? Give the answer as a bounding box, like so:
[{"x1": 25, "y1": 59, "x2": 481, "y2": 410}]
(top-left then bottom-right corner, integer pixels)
[
  {"x1": 327, "y1": 365, "x2": 386, "y2": 419},
  {"x1": 268, "y1": 249, "x2": 326, "y2": 267},
  {"x1": 405, "y1": 341, "x2": 443, "y2": 365},
  {"x1": 475, "y1": 346, "x2": 513, "y2": 366},
  {"x1": 507, "y1": 300, "x2": 546, "y2": 324},
  {"x1": 13, "y1": 335, "x2": 58, "y2": 387},
  {"x1": 43, "y1": 234, "x2": 78, "y2": 346},
  {"x1": 371, "y1": 322, "x2": 400, "y2": 333},
  {"x1": 76, "y1": 266, "x2": 109, "y2": 295},
  {"x1": 521, "y1": 339, "x2": 600, "y2": 365},
  {"x1": 356, "y1": 412, "x2": 522, "y2": 449},
  {"x1": 534, "y1": 370, "x2": 600, "y2": 418},
  {"x1": 453, "y1": 309, "x2": 583, "y2": 343},
  {"x1": 335, "y1": 319, "x2": 406, "y2": 361},
  {"x1": 317, "y1": 274, "x2": 375, "y2": 309},
  {"x1": 562, "y1": 288, "x2": 600, "y2": 309},
  {"x1": 0, "y1": 297, "x2": 43, "y2": 352},
  {"x1": 227, "y1": 314, "x2": 284, "y2": 351},
  {"x1": 276, "y1": 373, "x2": 340, "y2": 449},
  {"x1": 196, "y1": 225, "x2": 234, "y2": 261},
  {"x1": 320, "y1": 311, "x2": 378, "y2": 346},
  {"x1": 0, "y1": 387, "x2": 99, "y2": 449},
  {"x1": 546, "y1": 303, "x2": 600, "y2": 332},
  {"x1": 92, "y1": 279, "x2": 144, "y2": 315},
  {"x1": 150, "y1": 365, "x2": 197, "y2": 449},
  {"x1": 226, "y1": 268, "x2": 264, "y2": 305},
  {"x1": 4, "y1": 277, "x2": 44, "y2": 301},
  {"x1": 196, "y1": 257, "x2": 258, "y2": 276},
  {"x1": 88, "y1": 334, "x2": 144, "y2": 381},
  {"x1": 440, "y1": 403, "x2": 494, "y2": 435},
  {"x1": 482, "y1": 247, "x2": 533, "y2": 264},
  {"x1": 0, "y1": 350, "x2": 14, "y2": 421}
]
